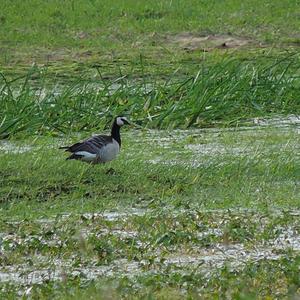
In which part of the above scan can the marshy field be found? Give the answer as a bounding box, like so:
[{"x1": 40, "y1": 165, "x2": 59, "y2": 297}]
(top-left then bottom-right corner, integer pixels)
[{"x1": 0, "y1": 1, "x2": 300, "y2": 299}]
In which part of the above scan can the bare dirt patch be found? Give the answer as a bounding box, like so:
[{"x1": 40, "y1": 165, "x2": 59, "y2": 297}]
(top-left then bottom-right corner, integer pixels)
[{"x1": 167, "y1": 32, "x2": 259, "y2": 51}]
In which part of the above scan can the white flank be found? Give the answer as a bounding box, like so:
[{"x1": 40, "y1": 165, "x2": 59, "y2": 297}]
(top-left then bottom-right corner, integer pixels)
[{"x1": 75, "y1": 151, "x2": 97, "y2": 162}]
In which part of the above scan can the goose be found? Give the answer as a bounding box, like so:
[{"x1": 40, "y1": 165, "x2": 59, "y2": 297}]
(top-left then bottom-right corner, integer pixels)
[{"x1": 60, "y1": 116, "x2": 130, "y2": 164}]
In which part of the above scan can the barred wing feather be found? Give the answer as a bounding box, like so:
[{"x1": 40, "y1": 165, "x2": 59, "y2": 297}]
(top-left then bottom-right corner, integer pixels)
[{"x1": 65, "y1": 135, "x2": 112, "y2": 154}]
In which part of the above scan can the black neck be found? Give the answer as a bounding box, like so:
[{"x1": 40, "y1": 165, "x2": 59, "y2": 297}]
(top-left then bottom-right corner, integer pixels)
[{"x1": 111, "y1": 122, "x2": 121, "y2": 147}]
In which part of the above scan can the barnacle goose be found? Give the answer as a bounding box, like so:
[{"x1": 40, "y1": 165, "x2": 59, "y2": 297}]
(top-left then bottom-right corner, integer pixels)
[{"x1": 60, "y1": 116, "x2": 130, "y2": 164}]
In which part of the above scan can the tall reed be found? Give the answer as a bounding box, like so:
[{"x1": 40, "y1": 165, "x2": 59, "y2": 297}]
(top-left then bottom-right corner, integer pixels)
[{"x1": 1, "y1": 55, "x2": 299, "y2": 138}]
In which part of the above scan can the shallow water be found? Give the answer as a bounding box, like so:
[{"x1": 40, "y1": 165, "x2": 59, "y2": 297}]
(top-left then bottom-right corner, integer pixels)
[
  {"x1": 1, "y1": 206, "x2": 299, "y2": 287},
  {"x1": 0, "y1": 141, "x2": 32, "y2": 154},
  {"x1": 141, "y1": 121, "x2": 299, "y2": 169},
  {"x1": 1, "y1": 115, "x2": 298, "y2": 157},
  {"x1": 0, "y1": 225, "x2": 298, "y2": 286}
]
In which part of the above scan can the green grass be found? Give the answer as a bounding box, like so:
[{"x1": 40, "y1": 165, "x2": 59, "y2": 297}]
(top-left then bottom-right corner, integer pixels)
[
  {"x1": 1, "y1": 0, "x2": 300, "y2": 79},
  {"x1": 1, "y1": 0, "x2": 299, "y2": 50},
  {"x1": 0, "y1": 126, "x2": 299, "y2": 298},
  {"x1": 1, "y1": 54, "x2": 300, "y2": 138},
  {"x1": 1, "y1": 1, "x2": 299, "y2": 133},
  {"x1": 1, "y1": 127, "x2": 299, "y2": 218}
]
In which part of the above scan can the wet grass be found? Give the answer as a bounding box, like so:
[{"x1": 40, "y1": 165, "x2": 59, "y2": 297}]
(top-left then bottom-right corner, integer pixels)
[
  {"x1": 0, "y1": 124, "x2": 299, "y2": 298},
  {"x1": 0, "y1": 210, "x2": 299, "y2": 298},
  {"x1": 1, "y1": 1, "x2": 300, "y2": 298},
  {"x1": 1, "y1": 125, "x2": 299, "y2": 217}
]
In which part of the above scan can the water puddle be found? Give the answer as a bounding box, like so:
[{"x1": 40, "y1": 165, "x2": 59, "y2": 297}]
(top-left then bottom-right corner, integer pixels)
[
  {"x1": 0, "y1": 141, "x2": 32, "y2": 154},
  {"x1": 84, "y1": 208, "x2": 149, "y2": 221},
  {"x1": 5, "y1": 207, "x2": 300, "y2": 227},
  {"x1": 270, "y1": 226, "x2": 300, "y2": 251},
  {"x1": 253, "y1": 115, "x2": 300, "y2": 127},
  {"x1": 0, "y1": 258, "x2": 141, "y2": 285},
  {"x1": 80, "y1": 228, "x2": 138, "y2": 239},
  {"x1": 164, "y1": 244, "x2": 282, "y2": 272},
  {"x1": 33, "y1": 208, "x2": 150, "y2": 224},
  {"x1": 184, "y1": 143, "x2": 248, "y2": 155},
  {"x1": 142, "y1": 119, "x2": 299, "y2": 168},
  {"x1": 1, "y1": 115, "x2": 298, "y2": 161}
]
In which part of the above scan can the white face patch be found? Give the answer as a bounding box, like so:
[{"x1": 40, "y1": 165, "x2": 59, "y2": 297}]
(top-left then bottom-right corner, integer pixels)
[
  {"x1": 116, "y1": 116, "x2": 128, "y2": 126},
  {"x1": 116, "y1": 117, "x2": 124, "y2": 126}
]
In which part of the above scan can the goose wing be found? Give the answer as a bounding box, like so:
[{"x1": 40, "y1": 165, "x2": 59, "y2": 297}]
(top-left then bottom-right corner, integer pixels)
[{"x1": 61, "y1": 135, "x2": 113, "y2": 154}]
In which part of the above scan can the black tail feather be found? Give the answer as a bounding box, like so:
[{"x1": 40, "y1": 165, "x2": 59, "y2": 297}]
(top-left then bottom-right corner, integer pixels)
[
  {"x1": 59, "y1": 146, "x2": 70, "y2": 151},
  {"x1": 66, "y1": 153, "x2": 84, "y2": 160}
]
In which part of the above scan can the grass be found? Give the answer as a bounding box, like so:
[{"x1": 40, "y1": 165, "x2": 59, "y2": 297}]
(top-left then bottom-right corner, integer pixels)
[
  {"x1": 0, "y1": 126, "x2": 299, "y2": 298},
  {"x1": 1, "y1": 53, "x2": 300, "y2": 138},
  {"x1": 1, "y1": 126, "x2": 299, "y2": 218},
  {"x1": 1, "y1": 0, "x2": 300, "y2": 80},
  {"x1": 2, "y1": 0, "x2": 299, "y2": 45},
  {"x1": 1, "y1": 0, "x2": 299, "y2": 52}
]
